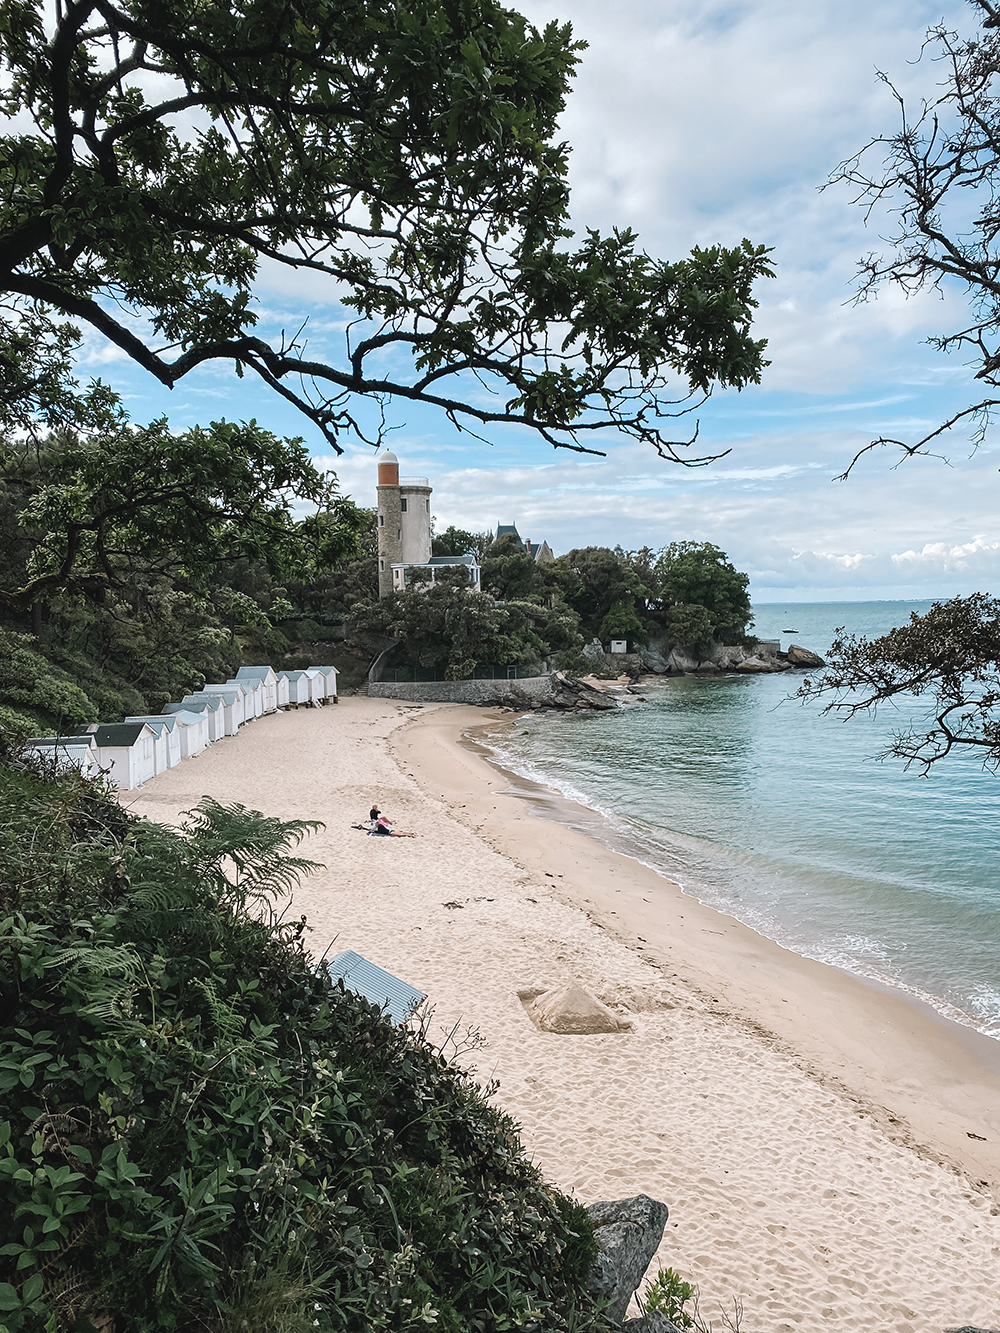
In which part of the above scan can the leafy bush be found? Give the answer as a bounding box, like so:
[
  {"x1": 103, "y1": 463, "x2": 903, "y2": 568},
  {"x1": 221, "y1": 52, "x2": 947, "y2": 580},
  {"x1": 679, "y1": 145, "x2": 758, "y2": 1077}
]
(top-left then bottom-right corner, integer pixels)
[
  {"x1": 0, "y1": 631, "x2": 98, "y2": 729},
  {"x1": 641, "y1": 1267, "x2": 696, "y2": 1329},
  {"x1": 0, "y1": 760, "x2": 606, "y2": 1333}
]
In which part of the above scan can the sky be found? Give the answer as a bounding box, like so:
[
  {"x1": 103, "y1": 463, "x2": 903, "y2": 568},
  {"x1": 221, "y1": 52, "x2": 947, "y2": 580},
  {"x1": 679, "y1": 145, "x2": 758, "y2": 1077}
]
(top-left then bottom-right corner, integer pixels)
[{"x1": 92, "y1": 0, "x2": 1000, "y2": 603}]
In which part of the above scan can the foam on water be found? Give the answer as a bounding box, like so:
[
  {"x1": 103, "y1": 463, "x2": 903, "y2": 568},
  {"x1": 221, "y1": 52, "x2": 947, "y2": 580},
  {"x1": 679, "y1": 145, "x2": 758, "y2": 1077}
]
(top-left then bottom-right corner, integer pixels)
[{"x1": 478, "y1": 601, "x2": 1000, "y2": 1041}]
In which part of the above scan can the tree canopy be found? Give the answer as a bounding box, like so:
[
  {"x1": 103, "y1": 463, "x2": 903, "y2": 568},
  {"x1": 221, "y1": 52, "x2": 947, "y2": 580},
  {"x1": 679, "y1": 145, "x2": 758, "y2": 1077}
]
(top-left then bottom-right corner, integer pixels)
[
  {"x1": 1, "y1": 0, "x2": 772, "y2": 462},
  {"x1": 0, "y1": 419, "x2": 368, "y2": 613},
  {"x1": 799, "y1": 594, "x2": 1000, "y2": 772},
  {"x1": 830, "y1": 0, "x2": 1000, "y2": 473},
  {"x1": 652, "y1": 541, "x2": 752, "y2": 643}
]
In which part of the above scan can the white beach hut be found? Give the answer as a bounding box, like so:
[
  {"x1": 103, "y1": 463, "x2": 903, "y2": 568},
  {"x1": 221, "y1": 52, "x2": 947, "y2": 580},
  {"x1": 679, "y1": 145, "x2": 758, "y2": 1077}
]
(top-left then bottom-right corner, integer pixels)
[
  {"x1": 181, "y1": 694, "x2": 226, "y2": 743},
  {"x1": 304, "y1": 669, "x2": 327, "y2": 706},
  {"x1": 126, "y1": 715, "x2": 182, "y2": 770},
  {"x1": 88, "y1": 722, "x2": 158, "y2": 789},
  {"x1": 275, "y1": 672, "x2": 290, "y2": 708},
  {"x1": 25, "y1": 735, "x2": 99, "y2": 777},
  {"x1": 311, "y1": 665, "x2": 339, "y2": 702},
  {"x1": 160, "y1": 705, "x2": 210, "y2": 758},
  {"x1": 277, "y1": 670, "x2": 311, "y2": 707},
  {"x1": 196, "y1": 684, "x2": 242, "y2": 735},
  {"x1": 229, "y1": 677, "x2": 263, "y2": 719},
  {"x1": 120, "y1": 716, "x2": 168, "y2": 774},
  {"x1": 236, "y1": 666, "x2": 279, "y2": 713}
]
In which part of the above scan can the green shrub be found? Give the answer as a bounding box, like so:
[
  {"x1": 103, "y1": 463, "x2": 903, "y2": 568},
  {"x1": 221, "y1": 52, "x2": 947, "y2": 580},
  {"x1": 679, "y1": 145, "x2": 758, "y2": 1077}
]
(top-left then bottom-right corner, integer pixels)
[
  {"x1": 641, "y1": 1267, "x2": 696, "y2": 1329},
  {"x1": 0, "y1": 761, "x2": 610, "y2": 1333}
]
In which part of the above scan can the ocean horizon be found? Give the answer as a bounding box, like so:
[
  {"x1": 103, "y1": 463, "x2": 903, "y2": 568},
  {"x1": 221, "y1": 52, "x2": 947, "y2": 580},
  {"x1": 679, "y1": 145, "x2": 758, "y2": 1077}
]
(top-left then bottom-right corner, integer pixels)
[{"x1": 480, "y1": 599, "x2": 1000, "y2": 1042}]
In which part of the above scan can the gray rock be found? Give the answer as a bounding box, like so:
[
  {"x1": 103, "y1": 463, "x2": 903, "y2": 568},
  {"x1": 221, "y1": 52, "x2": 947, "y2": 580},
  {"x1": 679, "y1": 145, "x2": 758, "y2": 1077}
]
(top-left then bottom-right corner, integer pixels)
[
  {"x1": 586, "y1": 1194, "x2": 669, "y2": 1323},
  {"x1": 639, "y1": 635, "x2": 673, "y2": 674},
  {"x1": 665, "y1": 647, "x2": 700, "y2": 673},
  {"x1": 786, "y1": 643, "x2": 826, "y2": 668},
  {"x1": 623, "y1": 1314, "x2": 684, "y2": 1333},
  {"x1": 710, "y1": 644, "x2": 748, "y2": 670},
  {"x1": 582, "y1": 638, "x2": 606, "y2": 665},
  {"x1": 551, "y1": 673, "x2": 619, "y2": 711},
  {"x1": 734, "y1": 655, "x2": 784, "y2": 673}
]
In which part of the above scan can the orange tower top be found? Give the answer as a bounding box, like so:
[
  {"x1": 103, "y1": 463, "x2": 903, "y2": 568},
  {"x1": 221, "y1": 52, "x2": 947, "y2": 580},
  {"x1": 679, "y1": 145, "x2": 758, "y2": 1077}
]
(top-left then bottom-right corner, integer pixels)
[{"x1": 377, "y1": 450, "x2": 399, "y2": 486}]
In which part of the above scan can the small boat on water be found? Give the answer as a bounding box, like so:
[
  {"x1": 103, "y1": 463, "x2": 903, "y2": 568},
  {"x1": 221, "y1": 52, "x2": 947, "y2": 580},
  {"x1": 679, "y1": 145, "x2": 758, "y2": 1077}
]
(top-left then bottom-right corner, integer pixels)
[{"x1": 783, "y1": 627, "x2": 798, "y2": 633}]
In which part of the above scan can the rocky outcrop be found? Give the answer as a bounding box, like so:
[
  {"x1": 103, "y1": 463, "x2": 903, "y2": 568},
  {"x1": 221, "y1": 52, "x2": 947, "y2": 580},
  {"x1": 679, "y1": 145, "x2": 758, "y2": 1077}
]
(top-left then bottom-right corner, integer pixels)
[
  {"x1": 665, "y1": 646, "x2": 700, "y2": 673},
  {"x1": 786, "y1": 643, "x2": 826, "y2": 668},
  {"x1": 525, "y1": 982, "x2": 632, "y2": 1034},
  {"x1": 586, "y1": 1194, "x2": 670, "y2": 1323},
  {"x1": 545, "y1": 673, "x2": 619, "y2": 711},
  {"x1": 640, "y1": 634, "x2": 825, "y2": 675},
  {"x1": 623, "y1": 1313, "x2": 684, "y2": 1333},
  {"x1": 734, "y1": 654, "x2": 790, "y2": 674},
  {"x1": 639, "y1": 635, "x2": 672, "y2": 674}
]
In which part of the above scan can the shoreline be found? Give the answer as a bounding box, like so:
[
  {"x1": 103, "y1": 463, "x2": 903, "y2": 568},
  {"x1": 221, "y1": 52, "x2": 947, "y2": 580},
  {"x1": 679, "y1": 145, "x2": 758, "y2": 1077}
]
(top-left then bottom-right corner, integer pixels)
[
  {"x1": 393, "y1": 703, "x2": 1000, "y2": 1191},
  {"x1": 128, "y1": 697, "x2": 1000, "y2": 1331}
]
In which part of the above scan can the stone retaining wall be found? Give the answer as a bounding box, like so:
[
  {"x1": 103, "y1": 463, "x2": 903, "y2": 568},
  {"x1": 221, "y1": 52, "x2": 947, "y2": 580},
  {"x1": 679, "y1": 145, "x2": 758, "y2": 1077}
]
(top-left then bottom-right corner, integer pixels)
[{"x1": 368, "y1": 675, "x2": 554, "y2": 705}]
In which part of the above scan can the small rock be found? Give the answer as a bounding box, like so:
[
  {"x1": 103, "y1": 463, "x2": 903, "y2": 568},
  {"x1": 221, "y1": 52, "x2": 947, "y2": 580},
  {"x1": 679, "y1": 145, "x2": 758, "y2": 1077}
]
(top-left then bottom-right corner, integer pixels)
[{"x1": 623, "y1": 1313, "x2": 684, "y2": 1333}]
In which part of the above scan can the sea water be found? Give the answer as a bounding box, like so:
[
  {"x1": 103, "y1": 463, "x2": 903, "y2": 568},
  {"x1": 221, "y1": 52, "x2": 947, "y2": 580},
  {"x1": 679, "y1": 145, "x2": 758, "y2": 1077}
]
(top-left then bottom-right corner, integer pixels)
[{"x1": 481, "y1": 601, "x2": 1000, "y2": 1040}]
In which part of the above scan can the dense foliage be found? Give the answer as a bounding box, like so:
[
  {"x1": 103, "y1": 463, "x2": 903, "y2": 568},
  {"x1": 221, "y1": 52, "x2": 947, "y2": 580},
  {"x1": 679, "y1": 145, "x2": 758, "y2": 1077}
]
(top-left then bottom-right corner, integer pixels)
[
  {"x1": 0, "y1": 414, "x2": 374, "y2": 735},
  {"x1": 0, "y1": 757, "x2": 603, "y2": 1332},
  {"x1": 350, "y1": 564, "x2": 583, "y2": 680},
  {"x1": 1, "y1": 0, "x2": 771, "y2": 462},
  {"x1": 798, "y1": 593, "x2": 1000, "y2": 772},
  {"x1": 0, "y1": 419, "x2": 363, "y2": 614},
  {"x1": 346, "y1": 535, "x2": 752, "y2": 677}
]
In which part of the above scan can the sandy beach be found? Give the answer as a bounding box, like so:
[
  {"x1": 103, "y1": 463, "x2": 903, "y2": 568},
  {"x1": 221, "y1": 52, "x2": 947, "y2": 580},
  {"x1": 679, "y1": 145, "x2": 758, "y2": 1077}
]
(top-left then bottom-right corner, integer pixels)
[{"x1": 129, "y1": 696, "x2": 1000, "y2": 1333}]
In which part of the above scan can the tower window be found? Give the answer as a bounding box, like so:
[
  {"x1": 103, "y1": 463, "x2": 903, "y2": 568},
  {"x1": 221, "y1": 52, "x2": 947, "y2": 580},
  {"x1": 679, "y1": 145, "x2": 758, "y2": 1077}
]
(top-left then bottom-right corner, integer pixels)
[
  {"x1": 379, "y1": 559, "x2": 384, "y2": 571},
  {"x1": 400, "y1": 498, "x2": 408, "y2": 512},
  {"x1": 378, "y1": 514, "x2": 384, "y2": 526}
]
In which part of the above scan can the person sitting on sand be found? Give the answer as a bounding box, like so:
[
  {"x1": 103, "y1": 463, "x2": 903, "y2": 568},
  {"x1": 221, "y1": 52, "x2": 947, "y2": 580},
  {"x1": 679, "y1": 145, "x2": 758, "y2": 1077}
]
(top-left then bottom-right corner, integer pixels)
[
  {"x1": 373, "y1": 815, "x2": 416, "y2": 838},
  {"x1": 369, "y1": 804, "x2": 380, "y2": 824}
]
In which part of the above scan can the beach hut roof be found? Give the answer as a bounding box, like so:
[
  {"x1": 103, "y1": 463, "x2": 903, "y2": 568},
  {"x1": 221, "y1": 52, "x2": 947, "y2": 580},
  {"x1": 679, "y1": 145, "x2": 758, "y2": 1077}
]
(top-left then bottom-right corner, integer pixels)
[
  {"x1": 323, "y1": 950, "x2": 425, "y2": 1026},
  {"x1": 168, "y1": 709, "x2": 207, "y2": 726},
  {"x1": 236, "y1": 665, "x2": 276, "y2": 682},
  {"x1": 280, "y1": 669, "x2": 310, "y2": 680},
  {"x1": 28, "y1": 734, "x2": 95, "y2": 748},
  {"x1": 124, "y1": 715, "x2": 173, "y2": 736},
  {"x1": 90, "y1": 722, "x2": 152, "y2": 747},
  {"x1": 182, "y1": 693, "x2": 223, "y2": 711},
  {"x1": 199, "y1": 685, "x2": 241, "y2": 702}
]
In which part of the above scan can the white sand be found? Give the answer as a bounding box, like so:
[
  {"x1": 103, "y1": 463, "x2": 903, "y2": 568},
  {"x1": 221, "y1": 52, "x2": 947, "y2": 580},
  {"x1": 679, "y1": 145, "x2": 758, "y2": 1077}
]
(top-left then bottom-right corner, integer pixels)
[{"x1": 128, "y1": 697, "x2": 1000, "y2": 1333}]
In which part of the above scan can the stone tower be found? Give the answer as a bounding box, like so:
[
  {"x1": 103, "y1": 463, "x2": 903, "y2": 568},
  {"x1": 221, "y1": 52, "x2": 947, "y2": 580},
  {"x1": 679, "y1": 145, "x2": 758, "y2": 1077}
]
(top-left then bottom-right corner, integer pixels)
[{"x1": 376, "y1": 451, "x2": 433, "y2": 596}]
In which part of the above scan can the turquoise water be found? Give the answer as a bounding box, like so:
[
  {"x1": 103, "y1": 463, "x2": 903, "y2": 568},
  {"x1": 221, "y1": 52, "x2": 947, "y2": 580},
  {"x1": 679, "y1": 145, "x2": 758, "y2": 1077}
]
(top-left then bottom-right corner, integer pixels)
[{"x1": 482, "y1": 601, "x2": 1000, "y2": 1039}]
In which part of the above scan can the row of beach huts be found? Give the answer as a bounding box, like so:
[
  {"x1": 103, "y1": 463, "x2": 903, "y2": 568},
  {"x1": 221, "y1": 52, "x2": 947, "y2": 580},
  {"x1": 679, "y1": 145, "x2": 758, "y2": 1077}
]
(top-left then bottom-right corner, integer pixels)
[{"x1": 25, "y1": 664, "x2": 338, "y2": 791}]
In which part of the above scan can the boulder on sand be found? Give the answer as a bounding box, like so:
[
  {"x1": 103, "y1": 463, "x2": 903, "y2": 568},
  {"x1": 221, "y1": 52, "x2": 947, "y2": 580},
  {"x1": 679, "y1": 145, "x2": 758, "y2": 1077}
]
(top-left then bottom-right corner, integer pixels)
[
  {"x1": 586, "y1": 1194, "x2": 670, "y2": 1323},
  {"x1": 529, "y1": 982, "x2": 631, "y2": 1034}
]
